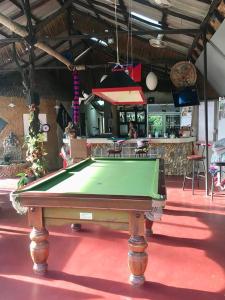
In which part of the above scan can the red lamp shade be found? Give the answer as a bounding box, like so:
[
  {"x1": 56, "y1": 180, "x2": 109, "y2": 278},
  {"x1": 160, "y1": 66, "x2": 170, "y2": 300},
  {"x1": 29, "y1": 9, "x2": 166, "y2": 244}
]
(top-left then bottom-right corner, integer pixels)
[{"x1": 92, "y1": 68, "x2": 146, "y2": 105}]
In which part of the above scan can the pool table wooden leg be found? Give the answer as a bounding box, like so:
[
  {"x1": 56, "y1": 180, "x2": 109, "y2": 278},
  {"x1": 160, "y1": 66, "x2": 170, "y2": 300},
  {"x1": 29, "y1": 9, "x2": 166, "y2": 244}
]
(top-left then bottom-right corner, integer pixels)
[
  {"x1": 128, "y1": 212, "x2": 148, "y2": 286},
  {"x1": 71, "y1": 223, "x2": 82, "y2": 231},
  {"x1": 30, "y1": 227, "x2": 49, "y2": 275},
  {"x1": 145, "y1": 219, "x2": 153, "y2": 237}
]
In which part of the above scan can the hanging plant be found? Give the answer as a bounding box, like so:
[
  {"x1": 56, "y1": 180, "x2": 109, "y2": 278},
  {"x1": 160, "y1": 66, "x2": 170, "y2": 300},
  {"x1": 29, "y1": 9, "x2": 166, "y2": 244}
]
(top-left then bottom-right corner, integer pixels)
[{"x1": 17, "y1": 104, "x2": 47, "y2": 188}]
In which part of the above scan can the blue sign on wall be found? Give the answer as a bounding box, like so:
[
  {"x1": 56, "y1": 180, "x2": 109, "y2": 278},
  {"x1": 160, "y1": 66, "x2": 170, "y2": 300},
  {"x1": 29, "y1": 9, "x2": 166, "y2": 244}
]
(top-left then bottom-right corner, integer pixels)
[{"x1": 0, "y1": 118, "x2": 8, "y2": 133}]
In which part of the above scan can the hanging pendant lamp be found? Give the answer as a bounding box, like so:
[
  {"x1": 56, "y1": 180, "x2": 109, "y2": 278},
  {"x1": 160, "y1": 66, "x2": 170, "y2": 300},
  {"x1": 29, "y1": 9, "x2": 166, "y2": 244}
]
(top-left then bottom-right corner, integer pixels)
[
  {"x1": 92, "y1": 65, "x2": 146, "y2": 105},
  {"x1": 92, "y1": 0, "x2": 146, "y2": 106}
]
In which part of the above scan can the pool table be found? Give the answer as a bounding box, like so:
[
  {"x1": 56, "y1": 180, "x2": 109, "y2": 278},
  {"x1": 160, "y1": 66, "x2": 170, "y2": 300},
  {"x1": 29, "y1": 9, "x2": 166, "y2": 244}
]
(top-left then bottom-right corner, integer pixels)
[{"x1": 12, "y1": 157, "x2": 166, "y2": 286}]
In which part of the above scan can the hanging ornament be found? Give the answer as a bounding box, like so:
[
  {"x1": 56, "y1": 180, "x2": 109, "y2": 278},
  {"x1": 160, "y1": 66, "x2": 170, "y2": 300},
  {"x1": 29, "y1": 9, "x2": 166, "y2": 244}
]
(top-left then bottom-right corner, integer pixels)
[
  {"x1": 72, "y1": 69, "x2": 80, "y2": 125},
  {"x1": 146, "y1": 72, "x2": 158, "y2": 91}
]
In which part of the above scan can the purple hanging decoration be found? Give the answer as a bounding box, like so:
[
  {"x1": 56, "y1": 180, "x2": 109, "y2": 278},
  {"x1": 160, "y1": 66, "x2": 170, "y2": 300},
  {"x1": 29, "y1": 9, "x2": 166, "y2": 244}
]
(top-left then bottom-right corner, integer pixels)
[{"x1": 72, "y1": 69, "x2": 80, "y2": 125}]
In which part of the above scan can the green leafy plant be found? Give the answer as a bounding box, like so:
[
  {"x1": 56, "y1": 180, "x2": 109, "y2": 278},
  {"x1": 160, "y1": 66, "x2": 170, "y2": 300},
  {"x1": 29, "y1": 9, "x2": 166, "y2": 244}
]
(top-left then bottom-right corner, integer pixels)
[
  {"x1": 17, "y1": 168, "x2": 37, "y2": 189},
  {"x1": 25, "y1": 132, "x2": 47, "y2": 178},
  {"x1": 18, "y1": 104, "x2": 47, "y2": 188}
]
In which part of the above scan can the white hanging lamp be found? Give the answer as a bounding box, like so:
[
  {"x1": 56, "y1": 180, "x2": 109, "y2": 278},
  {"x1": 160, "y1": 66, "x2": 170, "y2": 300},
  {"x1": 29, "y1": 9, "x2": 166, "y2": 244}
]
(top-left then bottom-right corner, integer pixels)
[{"x1": 146, "y1": 71, "x2": 158, "y2": 91}]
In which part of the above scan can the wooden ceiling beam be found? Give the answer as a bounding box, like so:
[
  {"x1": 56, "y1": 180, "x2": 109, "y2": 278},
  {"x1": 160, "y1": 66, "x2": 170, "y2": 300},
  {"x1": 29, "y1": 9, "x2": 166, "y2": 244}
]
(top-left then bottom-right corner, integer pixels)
[
  {"x1": 217, "y1": 0, "x2": 225, "y2": 17},
  {"x1": 73, "y1": 0, "x2": 199, "y2": 36},
  {"x1": 0, "y1": 0, "x2": 48, "y2": 32},
  {"x1": 36, "y1": 28, "x2": 200, "y2": 43},
  {"x1": 206, "y1": 22, "x2": 216, "y2": 34},
  {"x1": 57, "y1": 0, "x2": 64, "y2": 6},
  {"x1": 22, "y1": 0, "x2": 38, "y2": 65},
  {"x1": 9, "y1": 0, "x2": 39, "y2": 23},
  {"x1": 118, "y1": 0, "x2": 129, "y2": 25},
  {"x1": 40, "y1": 41, "x2": 89, "y2": 67},
  {"x1": 195, "y1": 0, "x2": 211, "y2": 4},
  {"x1": 0, "y1": 40, "x2": 69, "y2": 69},
  {"x1": 209, "y1": 10, "x2": 223, "y2": 31},
  {"x1": 82, "y1": 0, "x2": 162, "y2": 28},
  {"x1": 0, "y1": 12, "x2": 74, "y2": 69},
  {"x1": 214, "y1": 6, "x2": 225, "y2": 21},
  {"x1": 161, "y1": 10, "x2": 168, "y2": 29},
  {"x1": 70, "y1": 7, "x2": 185, "y2": 60},
  {"x1": 35, "y1": 0, "x2": 73, "y2": 30},
  {"x1": 165, "y1": 36, "x2": 190, "y2": 48},
  {"x1": 93, "y1": 0, "x2": 200, "y2": 26},
  {"x1": 188, "y1": 0, "x2": 222, "y2": 58},
  {"x1": 0, "y1": 37, "x2": 23, "y2": 44},
  {"x1": 87, "y1": 0, "x2": 100, "y2": 19},
  {"x1": 91, "y1": 0, "x2": 195, "y2": 37},
  {"x1": 99, "y1": 44, "x2": 180, "y2": 65},
  {"x1": 71, "y1": 4, "x2": 194, "y2": 57},
  {"x1": 0, "y1": 29, "x2": 11, "y2": 38},
  {"x1": 133, "y1": 0, "x2": 202, "y2": 24},
  {"x1": 35, "y1": 41, "x2": 68, "y2": 63},
  {"x1": 0, "y1": 62, "x2": 171, "y2": 72},
  {"x1": 160, "y1": 10, "x2": 190, "y2": 49}
]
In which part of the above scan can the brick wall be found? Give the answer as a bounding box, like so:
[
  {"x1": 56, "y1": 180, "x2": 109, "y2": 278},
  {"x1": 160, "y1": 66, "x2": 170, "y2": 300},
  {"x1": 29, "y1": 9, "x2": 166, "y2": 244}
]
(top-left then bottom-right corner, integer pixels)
[{"x1": 0, "y1": 96, "x2": 64, "y2": 171}]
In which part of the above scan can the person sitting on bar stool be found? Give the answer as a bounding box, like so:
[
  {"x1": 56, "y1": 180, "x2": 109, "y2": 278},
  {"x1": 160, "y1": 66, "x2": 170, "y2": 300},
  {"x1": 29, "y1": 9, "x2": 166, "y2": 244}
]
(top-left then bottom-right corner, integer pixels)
[{"x1": 135, "y1": 139, "x2": 149, "y2": 157}]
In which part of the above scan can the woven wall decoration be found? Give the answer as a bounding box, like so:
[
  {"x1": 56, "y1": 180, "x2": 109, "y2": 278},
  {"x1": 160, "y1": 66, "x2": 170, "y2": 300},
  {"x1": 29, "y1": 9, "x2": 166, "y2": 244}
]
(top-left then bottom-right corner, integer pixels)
[{"x1": 170, "y1": 61, "x2": 197, "y2": 88}]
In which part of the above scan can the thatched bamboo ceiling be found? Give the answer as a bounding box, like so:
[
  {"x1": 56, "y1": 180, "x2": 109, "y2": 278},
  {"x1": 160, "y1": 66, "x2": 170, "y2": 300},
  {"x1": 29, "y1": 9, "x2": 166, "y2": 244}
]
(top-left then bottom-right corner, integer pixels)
[{"x1": 0, "y1": 0, "x2": 223, "y2": 97}]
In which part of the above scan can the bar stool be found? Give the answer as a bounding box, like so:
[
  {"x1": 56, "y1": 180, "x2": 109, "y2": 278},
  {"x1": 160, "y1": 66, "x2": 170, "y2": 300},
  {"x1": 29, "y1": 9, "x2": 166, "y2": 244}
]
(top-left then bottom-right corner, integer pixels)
[
  {"x1": 183, "y1": 141, "x2": 212, "y2": 194},
  {"x1": 107, "y1": 140, "x2": 124, "y2": 157},
  {"x1": 182, "y1": 154, "x2": 206, "y2": 195}
]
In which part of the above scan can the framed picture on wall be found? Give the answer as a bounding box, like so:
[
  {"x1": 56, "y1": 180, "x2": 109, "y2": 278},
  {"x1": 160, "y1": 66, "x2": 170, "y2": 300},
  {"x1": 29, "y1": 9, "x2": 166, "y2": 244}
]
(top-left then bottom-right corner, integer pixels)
[
  {"x1": 219, "y1": 97, "x2": 225, "y2": 119},
  {"x1": 180, "y1": 106, "x2": 192, "y2": 127},
  {"x1": 23, "y1": 114, "x2": 48, "y2": 141}
]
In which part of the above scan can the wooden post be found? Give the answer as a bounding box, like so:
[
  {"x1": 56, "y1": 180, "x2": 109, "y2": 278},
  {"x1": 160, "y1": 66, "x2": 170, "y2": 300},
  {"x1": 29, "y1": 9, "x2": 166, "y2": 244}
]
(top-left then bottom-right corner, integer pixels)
[{"x1": 203, "y1": 30, "x2": 209, "y2": 196}]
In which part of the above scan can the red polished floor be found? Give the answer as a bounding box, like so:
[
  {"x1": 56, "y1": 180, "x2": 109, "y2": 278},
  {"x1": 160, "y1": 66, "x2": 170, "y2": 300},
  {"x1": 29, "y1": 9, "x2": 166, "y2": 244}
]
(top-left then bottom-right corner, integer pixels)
[{"x1": 0, "y1": 177, "x2": 225, "y2": 300}]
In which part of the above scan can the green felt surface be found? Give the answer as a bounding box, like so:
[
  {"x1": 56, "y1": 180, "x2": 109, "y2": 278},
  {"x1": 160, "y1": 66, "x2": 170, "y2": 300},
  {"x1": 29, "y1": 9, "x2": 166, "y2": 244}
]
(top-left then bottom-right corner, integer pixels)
[{"x1": 26, "y1": 158, "x2": 160, "y2": 199}]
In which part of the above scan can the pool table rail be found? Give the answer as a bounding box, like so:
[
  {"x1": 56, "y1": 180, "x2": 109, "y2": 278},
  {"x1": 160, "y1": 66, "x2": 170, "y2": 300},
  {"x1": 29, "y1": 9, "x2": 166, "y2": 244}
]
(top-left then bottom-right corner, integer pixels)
[
  {"x1": 19, "y1": 192, "x2": 165, "y2": 212},
  {"x1": 158, "y1": 159, "x2": 166, "y2": 200}
]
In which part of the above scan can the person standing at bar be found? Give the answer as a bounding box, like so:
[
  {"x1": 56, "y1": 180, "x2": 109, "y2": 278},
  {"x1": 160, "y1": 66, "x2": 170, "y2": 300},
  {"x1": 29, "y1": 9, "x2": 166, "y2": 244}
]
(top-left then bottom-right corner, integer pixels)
[{"x1": 128, "y1": 121, "x2": 137, "y2": 139}]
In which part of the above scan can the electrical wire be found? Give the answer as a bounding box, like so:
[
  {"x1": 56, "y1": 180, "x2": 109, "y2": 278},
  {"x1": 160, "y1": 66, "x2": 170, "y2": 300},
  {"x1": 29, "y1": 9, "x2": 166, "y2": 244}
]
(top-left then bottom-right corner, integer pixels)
[
  {"x1": 130, "y1": 0, "x2": 133, "y2": 66},
  {"x1": 114, "y1": 0, "x2": 120, "y2": 64},
  {"x1": 126, "y1": 0, "x2": 133, "y2": 69},
  {"x1": 126, "y1": 0, "x2": 131, "y2": 67}
]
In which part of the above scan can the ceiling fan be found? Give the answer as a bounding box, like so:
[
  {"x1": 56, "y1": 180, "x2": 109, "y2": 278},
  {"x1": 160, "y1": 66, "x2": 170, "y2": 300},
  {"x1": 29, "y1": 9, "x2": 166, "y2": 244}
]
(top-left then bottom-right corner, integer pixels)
[
  {"x1": 149, "y1": 34, "x2": 168, "y2": 48},
  {"x1": 152, "y1": 0, "x2": 172, "y2": 8},
  {"x1": 105, "y1": 0, "x2": 118, "y2": 5}
]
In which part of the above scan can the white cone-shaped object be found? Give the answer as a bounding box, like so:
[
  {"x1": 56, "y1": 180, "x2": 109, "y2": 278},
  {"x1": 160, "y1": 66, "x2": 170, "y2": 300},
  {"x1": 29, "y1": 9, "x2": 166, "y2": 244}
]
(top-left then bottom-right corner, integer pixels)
[
  {"x1": 100, "y1": 74, "x2": 108, "y2": 83},
  {"x1": 146, "y1": 72, "x2": 158, "y2": 90}
]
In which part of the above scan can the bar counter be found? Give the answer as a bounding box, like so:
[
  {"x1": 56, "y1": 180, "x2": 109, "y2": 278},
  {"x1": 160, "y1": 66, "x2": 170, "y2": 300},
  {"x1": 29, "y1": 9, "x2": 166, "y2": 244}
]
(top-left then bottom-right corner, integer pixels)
[{"x1": 87, "y1": 137, "x2": 196, "y2": 176}]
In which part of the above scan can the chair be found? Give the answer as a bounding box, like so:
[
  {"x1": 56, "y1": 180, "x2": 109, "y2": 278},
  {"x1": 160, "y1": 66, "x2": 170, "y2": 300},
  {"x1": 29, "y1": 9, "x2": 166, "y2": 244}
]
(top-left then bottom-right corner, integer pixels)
[
  {"x1": 182, "y1": 141, "x2": 210, "y2": 195},
  {"x1": 135, "y1": 140, "x2": 149, "y2": 157},
  {"x1": 107, "y1": 140, "x2": 124, "y2": 157},
  {"x1": 210, "y1": 162, "x2": 225, "y2": 200}
]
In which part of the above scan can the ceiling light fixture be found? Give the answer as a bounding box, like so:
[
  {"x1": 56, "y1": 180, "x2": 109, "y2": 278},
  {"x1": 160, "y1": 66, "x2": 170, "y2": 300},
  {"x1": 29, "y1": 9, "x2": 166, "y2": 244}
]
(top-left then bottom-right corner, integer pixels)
[
  {"x1": 149, "y1": 34, "x2": 167, "y2": 48},
  {"x1": 153, "y1": 0, "x2": 172, "y2": 8},
  {"x1": 92, "y1": 0, "x2": 146, "y2": 105},
  {"x1": 8, "y1": 103, "x2": 16, "y2": 108}
]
